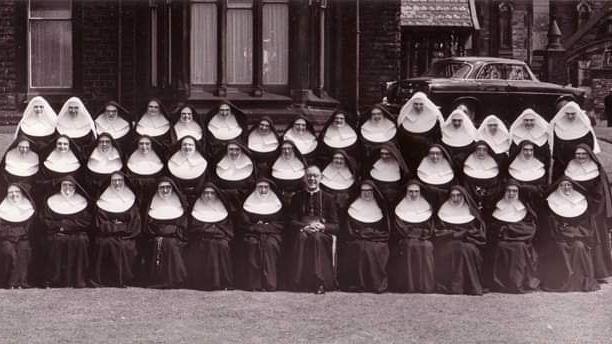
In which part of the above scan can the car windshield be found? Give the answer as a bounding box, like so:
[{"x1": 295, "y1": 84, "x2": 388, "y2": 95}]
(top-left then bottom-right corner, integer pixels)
[{"x1": 424, "y1": 61, "x2": 472, "y2": 79}]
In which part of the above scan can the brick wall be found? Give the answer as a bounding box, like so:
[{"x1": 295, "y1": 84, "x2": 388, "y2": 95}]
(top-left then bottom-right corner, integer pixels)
[
  {"x1": 511, "y1": 2, "x2": 529, "y2": 62},
  {"x1": 0, "y1": 0, "x2": 18, "y2": 122},
  {"x1": 591, "y1": 76, "x2": 612, "y2": 118}
]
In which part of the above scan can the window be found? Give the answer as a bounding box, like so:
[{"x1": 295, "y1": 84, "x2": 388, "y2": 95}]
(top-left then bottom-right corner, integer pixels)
[
  {"x1": 507, "y1": 65, "x2": 532, "y2": 81},
  {"x1": 498, "y1": 2, "x2": 513, "y2": 51},
  {"x1": 262, "y1": 0, "x2": 289, "y2": 85},
  {"x1": 28, "y1": 0, "x2": 73, "y2": 89},
  {"x1": 477, "y1": 64, "x2": 504, "y2": 80}
]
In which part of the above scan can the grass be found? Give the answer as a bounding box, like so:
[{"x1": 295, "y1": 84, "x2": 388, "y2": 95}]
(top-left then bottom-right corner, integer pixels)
[{"x1": 0, "y1": 283, "x2": 611, "y2": 343}]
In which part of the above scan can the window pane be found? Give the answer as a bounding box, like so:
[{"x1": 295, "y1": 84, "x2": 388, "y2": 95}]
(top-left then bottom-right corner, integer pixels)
[
  {"x1": 227, "y1": 0, "x2": 253, "y2": 9},
  {"x1": 226, "y1": 9, "x2": 253, "y2": 84},
  {"x1": 191, "y1": 3, "x2": 218, "y2": 85},
  {"x1": 262, "y1": 3, "x2": 288, "y2": 85},
  {"x1": 30, "y1": 20, "x2": 72, "y2": 88},
  {"x1": 30, "y1": 0, "x2": 71, "y2": 19}
]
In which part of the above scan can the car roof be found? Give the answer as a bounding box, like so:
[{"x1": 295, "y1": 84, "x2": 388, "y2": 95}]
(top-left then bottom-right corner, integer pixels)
[{"x1": 436, "y1": 57, "x2": 526, "y2": 65}]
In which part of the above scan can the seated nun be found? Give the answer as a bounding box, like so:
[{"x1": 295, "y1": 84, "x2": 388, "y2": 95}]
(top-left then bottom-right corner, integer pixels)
[
  {"x1": 416, "y1": 144, "x2": 456, "y2": 208},
  {"x1": 205, "y1": 102, "x2": 247, "y2": 158},
  {"x1": 135, "y1": 98, "x2": 172, "y2": 151},
  {"x1": 359, "y1": 105, "x2": 397, "y2": 160},
  {"x1": 270, "y1": 140, "x2": 306, "y2": 206},
  {"x1": 92, "y1": 172, "x2": 141, "y2": 287},
  {"x1": 237, "y1": 179, "x2": 285, "y2": 291},
  {"x1": 366, "y1": 144, "x2": 410, "y2": 205},
  {"x1": 434, "y1": 185, "x2": 486, "y2": 295},
  {"x1": 507, "y1": 140, "x2": 548, "y2": 208},
  {"x1": 171, "y1": 104, "x2": 203, "y2": 145},
  {"x1": 213, "y1": 141, "x2": 256, "y2": 214},
  {"x1": 184, "y1": 183, "x2": 234, "y2": 291},
  {"x1": 565, "y1": 144, "x2": 612, "y2": 281},
  {"x1": 318, "y1": 111, "x2": 359, "y2": 162},
  {"x1": 1, "y1": 137, "x2": 39, "y2": 189},
  {"x1": 461, "y1": 141, "x2": 503, "y2": 215},
  {"x1": 94, "y1": 101, "x2": 133, "y2": 149},
  {"x1": 55, "y1": 97, "x2": 97, "y2": 161},
  {"x1": 247, "y1": 117, "x2": 280, "y2": 175},
  {"x1": 320, "y1": 150, "x2": 357, "y2": 211},
  {"x1": 476, "y1": 115, "x2": 511, "y2": 169},
  {"x1": 0, "y1": 183, "x2": 35, "y2": 289},
  {"x1": 126, "y1": 135, "x2": 165, "y2": 200},
  {"x1": 86, "y1": 133, "x2": 124, "y2": 197},
  {"x1": 40, "y1": 177, "x2": 92, "y2": 288},
  {"x1": 39, "y1": 135, "x2": 84, "y2": 198},
  {"x1": 397, "y1": 92, "x2": 444, "y2": 170},
  {"x1": 283, "y1": 116, "x2": 319, "y2": 166},
  {"x1": 339, "y1": 180, "x2": 390, "y2": 293},
  {"x1": 539, "y1": 177, "x2": 599, "y2": 292},
  {"x1": 144, "y1": 178, "x2": 188, "y2": 288},
  {"x1": 388, "y1": 180, "x2": 435, "y2": 293},
  {"x1": 550, "y1": 101, "x2": 600, "y2": 180},
  {"x1": 441, "y1": 108, "x2": 477, "y2": 166},
  {"x1": 167, "y1": 136, "x2": 208, "y2": 204},
  {"x1": 489, "y1": 180, "x2": 540, "y2": 293},
  {"x1": 15, "y1": 96, "x2": 57, "y2": 153},
  {"x1": 509, "y1": 108, "x2": 551, "y2": 171}
]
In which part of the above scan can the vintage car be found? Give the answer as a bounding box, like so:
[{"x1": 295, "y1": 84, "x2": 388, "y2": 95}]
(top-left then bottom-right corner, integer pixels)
[{"x1": 382, "y1": 57, "x2": 586, "y2": 124}]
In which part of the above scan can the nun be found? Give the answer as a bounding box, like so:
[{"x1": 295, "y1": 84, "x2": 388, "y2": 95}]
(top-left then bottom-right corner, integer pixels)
[
  {"x1": 171, "y1": 104, "x2": 203, "y2": 145},
  {"x1": 339, "y1": 180, "x2": 390, "y2": 293},
  {"x1": 461, "y1": 141, "x2": 503, "y2": 215},
  {"x1": 489, "y1": 180, "x2": 540, "y2": 293},
  {"x1": 365, "y1": 144, "x2": 410, "y2": 206},
  {"x1": 283, "y1": 116, "x2": 319, "y2": 166},
  {"x1": 320, "y1": 150, "x2": 358, "y2": 211},
  {"x1": 184, "y1": 183, "x2": 234, "y2": 291},
  {"x1": 434, "y1": 185, "x2": 486, "y2": 295},
  {"x1": 237, "y1": 179, "x2": 285, "y2": 291},
  {"x1": 126, "y1": 135, "x2": 166, "y2": 200},
  {"x1": 92, "y1": 172, "x2": 141, "y2": 287},
  {"x1": 509, "y1": 108, "x2": 551, "y2": 171},
  {"x1": 167, "y1": 136, "x2": 208, "y2": 204},
  {"x1": 476, "y1": 115, "x2": 511, "y2": 169},
  {"x1": 397, "y1": 92, "x2": 444, "y2": 170},
  {"x1": 318, "y1": 111, "x2": 360, "y2": 162},
  {"x1": 85, "y1": 133, "x2": 124, "y2": 197},
  {"x1": 388, "y1": 180, "x2": 435, "y2": 293},
  {"x1": 94, "y1": 101, "x2": 134, "y2": 149},
  {"x1": 39, "y1": 135, "x2": 84, "y2": 198},
  {"x1": 416, "y1": 144, "x2": 456, "y2": 208},
  {"x1": 213, "y1": 141, "x2": 256, "y2": 214},
  {"x1": 15, "y1": 96, "x2": 57, "y2": 153},
  {"x1": 0, "y1": 137, "x2": 39, "y2": 190},
  {"x1": 441, "y1": 108, "x2": 477, "y2": 166},
  {"x1": 135, "y1": 99, "x2": 172, "y2": 151},
  {"x1": 550, "y1": 101, "x2": 600, "y2": 180},
  {"x1": 565, "y1": 144, "x2": 612, "y2": 280},
  {"x1": 270, "y1": 140, "x2": 306, "y2": 206},
  {"x1": 507, "y1": 140, "x2": 548, "y2": 208},
  {"x1": 247, "y1": 117, "x2": 280, "y2": 175},
  {"x1": 359, "y1": 105, "x2": 398, "y2": 160},
  {"x1": 539, "y1": 177, "x2": 599, "y2": 292},
  {"x1": 143, "y1": 178, "x2": 188, "y2": 288},
  {"x1": 204, "y1": 102, "x2": 247, "y2": 158},
  {"x1": 55, "y1": 97, "x2": 97, "y2": 161},
  {"x1": 0, "y1": 184, "x2": 35, "y2": 289}
]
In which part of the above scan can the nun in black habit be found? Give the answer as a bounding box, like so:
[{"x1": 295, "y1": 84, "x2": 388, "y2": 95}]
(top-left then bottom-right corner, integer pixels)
[
  {"x1": 365, "y1": 143, "x2": 410, "y2": 206},
  {"x1": 247, "y1": 117, "x2": 281, "y2": 176},
  {"x1": 359, "y1": 105, "x2": 398, "y2": 161},
  {"x1": 320, "y1": 149, "x2": 358, "y2": 211},
  {"x1": 94, "y1": 100, "x2": 134, "y2": 150},
  {"x1": 167, "y1": 135, "x2": 209, "y2": 205},
  {"x1": 134, "y1": 98, "x2": 173, "y2": 152},
  {"x1": 0, "y1": 136, "x2": 40, "y2": 191},
  {"x1": 55, "y1": 97, "x2": 98, "y2": 162},
  {"x1": 416, "y1": 144, "x2": 456, "y2": 209},
  {"x1": 440, "y1": 108, "x2": 477, "y2": 167},
  {"x1": 283, "y1": 116, "x2": 319, "y2": 166},
  {"x1": 509, "y1": 108, "x2": 551, "y2": 173},
  {"x1": 461, "y1": 141, "x2": 504, "y2": 216},
  {"x1": 203, "y1": 102, "x2": 248, "y2": 159},
  {"x1": 14, "y1": 96, "x2": 57, "y2": 153},
  {"x1": 85, "y1": 133, "x2": 125, "y2": 197},
  {"x1": 270, "y1": 140, "x2": 306, "y2": 207},
  {"x1": 212, "y1": 141, "x2": 256, "y2": 215},
  {"x1": 170, "y1": 104, "x2": 203, "y2": 146},
  {"x1": 507, "y1": 140, "x2": 549, "y2": 210},
  {"x1": 318, "y1": 110, "x2": 360, "y2": 163},
  {"x1": 125, "y1": 135, "x2": 166, "y2": 201},
  {"x1": 38, "y1": 135, "x2": 85, "y2": 199}
]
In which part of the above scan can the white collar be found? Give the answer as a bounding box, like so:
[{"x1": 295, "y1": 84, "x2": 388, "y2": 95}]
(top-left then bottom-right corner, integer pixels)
[
  {"x1": 4, "y1": 149, "x2": 39, "y2": 177},
  {"x1": 248, "y1": 130, "x2": 279, "y2": 153},
  {"x1": 547, "y1": 189, "x2": 587, "y2": 217},
  {"x1": 348, "y1": 198, "x2": 384, "y2": 223},
  {"x1": 510, "y1": 109, "x2": 549, "y2": 147},
  {"x1": 272, "y1": 156, "x2": 305, "y2": 180},
  {"x1": 492, "y1": 198, "x2": 527, "y2": 223},
  {"x1": 87, "y1": 147, "x2": 123, "y2": 174},
  {"x1": 360, "y1": 117, "x2": 396, "y2": 143},
  {"x1": 550, "y1": 101, "x2": 600, "y2": 153},
  {"x1": 17, "y1": 96, "x2": 57, "y2": 137},
  {"x1": 284, "y1": 130, "x2": 317, "y2": 154},
  {"x1": 398, "y1": 93, "x2": 444, "y2": 133},
  {"x1": 395, "y1": 196, "x2": 432, "y2": 223},
  {"x1": 127, "y1": 150, "x2": 163, "y2": 175},
  {"x1": 136, "y1": 113, "x2": 170, "y2": 136},
  {"x1": 0, "y1": 197, "x2": 34, "y2": 222},
  {"x1": 47, "y1": 193, "x2": 88, "y2": 215},
  {"x1": 438, "y1": 201, "x2": 475, "y2": 224},
  {"x1": 243, "y1": 191, "x2": 282, "y2": 215},
  {"x1": 321, "y1": 164, "x2": 354, "y2": 190},
  {"x1": 56, "y1": 97, "x2": 97, "y2": 139},
  {"x1": 208, "y1": 113, "x2": 242, "y2": 140},
  {"x1": 191, "y1": 197, "x2": 228, "y2": 223},
  {"x1": 417, "y1": 158, "x2": 454, "y2": 185},
  {"x1": 95, "y1": 115, "x2": 130, "y2": 139},
  {"x1": 96, "y1": 186, "x2": 136, "y2": 213},
  {"x1": 173, "y1": 121, "x2": 203, "y2": 141},
  {"x1": 441, "y1": 110, "x2": 477, "y2": 147},
  {"x1": 508, "y1": 156, "x2": 545, "y2": 182},
  {"x1": 168, "y1": 151, "x2": 208, "y2": 180},
  {"x1": 216, "y1": 154, "x2": 253, "y2": 181},
  {"x1": 564, "y1": 159, "x2": 599, "y2": 182},
  {"x1": 370, "y1": 158, "x2": 401, "y2": 182},
  {"x1": 44, "y1": 150, "x2": 80, "y2": 173},
  {"x1": 323, "y1": 125, "x2": 357, "y2": 148},
  {"x1": 463, "y1": 153, "x2": 499, "y2": 179},
  {"x1": 148, "y1": 193, "x2": 184, "y2": 220},
  {"x1": 476, "y1": 115, "x2": 511, "y2": 154}
]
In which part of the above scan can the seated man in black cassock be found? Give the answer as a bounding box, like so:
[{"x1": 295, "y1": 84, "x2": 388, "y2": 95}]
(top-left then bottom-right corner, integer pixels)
[{"x1": 286, "y1": 166, "x2": 339, "y2": 294}]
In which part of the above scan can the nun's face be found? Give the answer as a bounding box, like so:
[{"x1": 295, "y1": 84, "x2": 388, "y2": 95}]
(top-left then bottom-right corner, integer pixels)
[
  {"x1": 559, "y1": 180, "x2": 573, "y2": 196},
  {"x1": 521, "y1": 144, "x2": 534, "y2": 160},
  {"x1": 138, "y1": 138, "x2": 152, "y2": 154},
  {"x1": 219, "y1": 104, "x2": 231, "y2": 117},
  {"x1": 157, "y1": 182, "x2": 173, "y2": 199},
  {"x1": 111, "y1": 174, "x2": 124, "y2": 190},
  {"x1": 575, "y1": 148, "x2": 590, "y2": 164},
  {"x1": 523, "y1": 116, "x2": 535, "y2": 130},
  {"x1": 565, "y1": 110, "x2": 577, "y2": 122},
  {"x1": 258, "y1": 120, "x2": 271, "y2": 134},
  {"x1": 227, "y1": 144, "x2": 241, "y2": 160},
  {"x1": 379, "y1": 148, "x2": 392, "y2": 161},
  {"x1": 360, "y1": 184, "x2": 375, "y2": 201},
  {"x1": 181, "y1": 138, "x2": 196, "y2": 154},
  {"x1": 407, "y1": 184, "x2": 420, "y2": 201},
  {"x1": 17, "y1": 141, "x2": 30, "y2": 155},
  {"x1": 180, "y1": 107, "x2": 193, "y2": 122},
  {"x1": 332, "y1": 154, "x2": 346, "y2": 168},
  {"x1": 451, "y1": 117, "x2": 463, "y2": 129},
  {"x1": 475, "y1": 145, "x2": 488, "y2": 159},
  {"x1": 256, "y1": 182, "x2": 270, "y2": 196},
  {"x1": 333, "y1": 114, "x2": 346, "y2": 127},
  {"x1": 370, "y1": 109, "x2": 383, "y2": 122},
  {"x1": 7, "y1": 186, "x2": 22, "y2": 203},
  {"x1": 68, "y1": 102, "x2": 79, "y2": 117},
  {"x1": 504, "y1": 185, "x2": 519, "y2": 201},
  {"x1": 486, "y1": 121, "x2": 498, "y2": 135},
  {"x1": 56, "y1": 137, "x2": 70, "y2": 153},
  {"x1": 428, "y1": 147, "x2": 443, "y2": 163},
  {"x1": 413, "y1": 99, "x2": 424, "y2": 113},
  {"x1": 105, "y1": 105, "x2": 118, "y2": 120},
  {"x1": 32, "y1": 102, "x2": 44, "y2": 115},
  {"x1": 281, "y1": 143, "x2": 294, "y2": 159},
  {"x1": 294, "y1": 119, "x2": 307, "y2": 134},
  {"x1": 202, "y1": 187, "x2": 217, "y2": 201},
  {"x1": 147, "y1": 101, "x2": 160, "y2": 115},
  {"x1": 450, "y1": 189, "x2": 464, "y2": 206},
  {"x1": 61, "y1": 181, "x2": 76, "y2": 198},
  {"x1": 98, "y1": 136, "x2": 112, "y2": 152}
]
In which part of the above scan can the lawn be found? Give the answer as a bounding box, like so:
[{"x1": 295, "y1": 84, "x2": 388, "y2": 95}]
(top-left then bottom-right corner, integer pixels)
[{"x1": 0, "y1": 283, "x2": 611, "y2": 344}]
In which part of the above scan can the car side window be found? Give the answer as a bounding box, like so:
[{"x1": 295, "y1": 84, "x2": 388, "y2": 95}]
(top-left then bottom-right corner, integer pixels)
[
  {"x1": 477, "y1": 64, "x2": 504, "y2": 80},
  {"x1": 507, "y1": 65, "x2": 532, "y2": 81}
]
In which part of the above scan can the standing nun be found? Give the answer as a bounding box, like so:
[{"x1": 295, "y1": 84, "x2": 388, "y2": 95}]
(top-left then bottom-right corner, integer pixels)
[
  {"x1": 94, "y1": 101, "x2": 134, "y2": 150},
  {"x1": 509, "y1": 108, "x2": 551, "y2": 172},
  {"x1": 204, "y1": 102, "x2": 247, "y2": 159},
  {"x1": 0, "y1": 183, "x2": 35, "y2": 289},
  {"x1": 318, "y1": 110, "x2": 360, "y2": 163},
  {"x1": 389, "y1": 180, "x2": 435, "y2": 293},
  {"x1": 213, "y1": 141, "x2": 256, "y2": 214},
  {"x1": 126, "y1": 135, "x2": 166, "y2": 201},
  {"x1": 55, "y1": 97, "x2": 97, "y2": 161},
  {"x1": 237, "y1": 179, "x2": 285, "y2": 291},
  {"x1": 184, "y1": 183, "x2": 234, "y2": 291},
  {"x1": 320, "y1": 150, "x2": 358, "y2": 211},
  {"x1": 539, "y1": 177, "x2": 599, "y2": 292},
  {"x1": 135, "y1": 98, "x2": 172, "y2": 152},
  {"x1": 92, "y1": 172, "x2": 141, "y2": 287},
  {"x1": 247, "y1": 117, "x2": 280, "y2": 175},
  {"x1": 476, "y1": 115, "x2": 511, "y2": 169},
  {"x1": 549, "y1": 101, "x2": 600, "y2": 180},
  {"x1": 0, "y1": 137, "x2": 40, "y2": 191},
  {"x1": 144, "y1": 178, "x2": 188, "y2": 288},
  {"x1": 397, "y1": 92, "x2": 444, "y2": 170},
  {"x1": 564, "y1": 144, "x2": 612, "y2": 280},
  {"x1": 365, "y1": 143, "x2": 410, "y2": 206},
  {"x1": 270, "y1": 140, "x2": 306, "y2": 206},
  {"x1": 507, "y1": 140, "x2": 548, "y2": 209},
  {"x1": 283, "y1": 116, "x2": 319, "y2": 166},
  {"x1": 85, "y1": 133, "x2": 124, "y2": 197},
  {"x1": 359, "y1": 105, "x2": 398, "y2": 161},
  {"x1": 339, "y1": 180, "x2": 391, "y2": 293},
  {"x1": 461, "y1": 141, "x2": 503, "y2": 216},
  {"x1": 15, "y1": 96, "x2": 57, "y2": 153},
  {"x1": 416, "y1": 144, "x2": 456, "y2": 208},
  {"x1": 434, "y1": 185, "x2": 486, "y2": 295},
  {"x1": 39, "y1": 135, "x2": 84, "y2": 198},
  {"x1": 167, "y1": 136, "x2": 208, "y2": 205},
  {"x1": 441, "y1": 109, "x2": 477, "y2": 166},
  {"x1": 171, "y1": 104, "x2": 203, "y2": 146}
]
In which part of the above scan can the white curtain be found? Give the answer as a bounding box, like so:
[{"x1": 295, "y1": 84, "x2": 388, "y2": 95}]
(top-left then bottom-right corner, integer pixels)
[
  {"x1": 30, "y1": 20, "x2": 72, "y2": 88},
  {"x1": 191, "y1": 3, "x2": 218, "y2": 85},
  {"x1": 262, "y1": 3, "x2": 289, "y2": 85},
  {"x1": 226, "y1": 9, "x2": 253, "y2": 84}
]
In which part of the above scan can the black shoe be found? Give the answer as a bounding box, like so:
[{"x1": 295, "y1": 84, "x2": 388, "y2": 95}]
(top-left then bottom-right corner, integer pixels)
[{"x1": 315, "y1": 285, "x2": 326, "y2": 295}]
